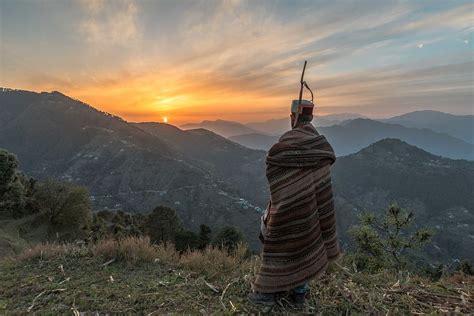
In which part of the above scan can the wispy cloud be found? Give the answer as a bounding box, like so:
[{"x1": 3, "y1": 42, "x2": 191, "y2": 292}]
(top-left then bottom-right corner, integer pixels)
[
  {"x1": 1, "y1": 0, "x2": 472, "y2": 123},
  {"x1": 79, "y1": 0, "x2": 140, "y2": 45}
]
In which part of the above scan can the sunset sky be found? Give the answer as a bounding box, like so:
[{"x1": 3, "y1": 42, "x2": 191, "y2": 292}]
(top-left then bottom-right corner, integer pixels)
[{"x1": 1, "y1": 0, "x2": 472, "y2": 124}]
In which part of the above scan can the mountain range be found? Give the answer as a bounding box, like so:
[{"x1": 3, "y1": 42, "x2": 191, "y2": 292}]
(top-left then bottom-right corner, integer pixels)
[
  {"x1": 181, "y1": 113, "x2": 367, "y2": 137},
  {"x1": 1, "y1": 89, "x2": 472, "y2": 262},
  {"x1": 382, "y1": 110, "x2": 474, "y2": 144},
  {"x1": 0, "y1": 89, "x2": 265, "y2": 248},
  {"x1": 332, "y1": 138, "x2": 474, "y2": 262},
  {"x1": 243, "y1": 113, "x2": 367, "y2": 135},
  {"x1": 230, "y1": 118, "x2": 474, "y2": 160},
  {"x1": 181, "y1": 120, "x2": 260, "y2": 138}
]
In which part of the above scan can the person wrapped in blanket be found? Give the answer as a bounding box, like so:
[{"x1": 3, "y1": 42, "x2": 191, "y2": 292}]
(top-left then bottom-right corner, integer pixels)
[{"x1": 249, "y1": 99, "x2": 341, "y2": 308}]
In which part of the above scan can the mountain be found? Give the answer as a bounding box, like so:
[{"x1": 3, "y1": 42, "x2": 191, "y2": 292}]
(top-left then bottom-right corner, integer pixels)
[
  {"x1": 1, "y1": 89, "x2": 472, "y2": 262},
  {"x1": 231, "y1": 119, "x2": 474, "y2": 160},
  {"x1": 245, "y1": 113, "x2": 366, "y2": 136},
  {"x1": 133, "y1": 122, "x2": 268, "y2": 206},
  {"x1": 180, "y1": 119, "x2": 260, "y2": 138},
  {"x1": 0, "y1": 89, "x2": 264, "y2": 248},
  {"x1": 382, "y1": 110, "x2": 474, "y2": 144},
  {"x1": 229, "y1": 133, "x2": 277, "y2": 150},
  {"x1": 322, "y1": 119, "x2": 474, "y2": 159},
  {"x1": 332, "y1": 139, "x2": 474, "y2": 262}
]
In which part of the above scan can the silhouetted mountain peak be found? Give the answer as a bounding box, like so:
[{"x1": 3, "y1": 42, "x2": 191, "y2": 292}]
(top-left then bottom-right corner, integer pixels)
[
  {"x1": 348, "y1": 138, "x2": 457, "y2": 169},
  {"x1": 342, "y1": 118, "x2": 392, "y2": 128}
]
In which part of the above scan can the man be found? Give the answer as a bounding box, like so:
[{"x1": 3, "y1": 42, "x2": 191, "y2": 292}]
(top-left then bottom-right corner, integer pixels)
[{"x1": 249, "y1": 99, "x2": 340, "y2": 307}]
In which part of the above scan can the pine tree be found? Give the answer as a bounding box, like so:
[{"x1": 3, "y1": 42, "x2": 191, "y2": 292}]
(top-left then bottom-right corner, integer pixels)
[
  {"x1": 145, "y1": 206, "x2": 182, "y2": 244},
  {"x1": 350, "y1": 204, "x2": 433, "y2": 271}
]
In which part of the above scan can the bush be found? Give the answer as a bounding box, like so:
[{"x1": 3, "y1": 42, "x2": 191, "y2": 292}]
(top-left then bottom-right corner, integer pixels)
[
  {"x1": 175, "y1": 230, "x2": 200, "y2": 252},
  {"x1": 349, "y1": 204, "x2": 433, "y2": 272},
  {"x1": 212, "y1": 226, "x2": 245, "y2": 253},
  {"x1": 0, "y1": 149, "x2": 27, "y2": 218},
  {"x1": 33, "y1": 179, "x2": 92, "y2": 241}
]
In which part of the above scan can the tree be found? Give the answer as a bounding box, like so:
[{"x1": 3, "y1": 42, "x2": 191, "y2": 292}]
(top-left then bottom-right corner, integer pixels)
[
  {"x1": 212, "y1": 226, "x2": 245, "y2": 253},
  {"x1": 350, "y1": 204, "x2": 433, "y2": 271},
  {"x1": 174, "y1": 230, "x2": 200, "y2": 252},
  {"x1": 145, "y1": 206, "x2": 182, "y2": 244},
  {"x1": 456, "y1": 260, "x2": 474, "y2": 276},
  {"x1": 198, "y1": 224, "x2": 212, "y2": 250},
  {"x1": 33, "y1": 179, "x2": 92, "y2": 241},
  {"x1": 0, "y1": 149, "x2": 26, "y2": 218}
]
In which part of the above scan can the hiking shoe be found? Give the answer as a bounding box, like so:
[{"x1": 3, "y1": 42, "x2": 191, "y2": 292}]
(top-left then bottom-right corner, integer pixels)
[
  {"x1": 248, "y1": 292, "x2": 275, "y2": 306},
  {"x1": 289, "y1": 292, "x2": 306, "y2": 308}
]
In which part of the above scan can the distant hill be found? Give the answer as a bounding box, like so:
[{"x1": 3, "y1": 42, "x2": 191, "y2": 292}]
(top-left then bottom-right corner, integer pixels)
[
  {"x1": 0, "y1": 89, "x2": 264, "y2": 248},
  {"x1": 382, "y1": 110, "x2": 474, "y2": 144},
  {"x1": 245, "y1": 113, "x2": 366, "y2": 136},
  {"x1": 231, "y1": 119, "x2": 474, "y2": 160},
  {"x1": 134, "y1": 122, "x2": 268, "y2": 206},
  {"x1": 229, "y1": 133, "x2": 277, "y2": 150},
  {"x1": 323, "y1": 119, "x2": 474, "y2": 159},
  {"x1": 332, "y1": 138, "x2": 474, "y2": 262},
  {"x1": 180, "y1": 119, "x2": 260, "y2": 138}
]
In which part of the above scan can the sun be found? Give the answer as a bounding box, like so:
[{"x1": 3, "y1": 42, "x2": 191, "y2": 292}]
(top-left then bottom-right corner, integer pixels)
[{"x1": 163, "y1": 116, "x2": 168, "y2": 123}]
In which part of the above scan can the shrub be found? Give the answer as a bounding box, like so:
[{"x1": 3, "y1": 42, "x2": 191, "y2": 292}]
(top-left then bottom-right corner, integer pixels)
[
  {"x1": 32, "y1": 179, "x2": 92, "y2": 241},
  {"x1": 212, "y1": 226, "x2": 245, "y2": 253},
  {"x1": 349, "y1": 204, "x2": 433, "y2": 272},
  {"x1": 174, "y1": 230, "x2": 200, "y2": 252},
  {"x1": 0, "y1": 149, "x2": 27, "y2": 218}
]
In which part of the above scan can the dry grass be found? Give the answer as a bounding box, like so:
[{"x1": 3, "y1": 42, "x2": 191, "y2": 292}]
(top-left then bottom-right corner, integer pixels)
[
  {"x1": 3, "y1": 239, "x2": 473, "y2": 314},
  {"x1": 92, "y1": 236, "x2": 159, "y2": 263},
  {"x1": 16, "y1": 242, "x2": 86, "y2": 261},
  {"x1": 180, "y1": 244, "x2": 244, "y2": 276}
]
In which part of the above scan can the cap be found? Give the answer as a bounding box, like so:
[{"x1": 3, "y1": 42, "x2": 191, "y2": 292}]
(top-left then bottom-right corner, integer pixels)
[{"x1": 291, "y1": 99, "x2": 314, "y2": 115}]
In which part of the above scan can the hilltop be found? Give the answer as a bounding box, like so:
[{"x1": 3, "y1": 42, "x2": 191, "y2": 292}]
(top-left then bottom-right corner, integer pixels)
[{"x1": 1, "y1": 238, "x2": 472, "y2": 314}]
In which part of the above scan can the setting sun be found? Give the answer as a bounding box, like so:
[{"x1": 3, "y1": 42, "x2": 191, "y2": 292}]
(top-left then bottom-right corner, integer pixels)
[{"x1": 163, "y1": 117, "x2": 168, "y2": 123}]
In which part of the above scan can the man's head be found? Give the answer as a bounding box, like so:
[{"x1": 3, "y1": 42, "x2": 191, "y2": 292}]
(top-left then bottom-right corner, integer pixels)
[{"x1": 290, "y1": 99, "x2": 314, "y2": 128}]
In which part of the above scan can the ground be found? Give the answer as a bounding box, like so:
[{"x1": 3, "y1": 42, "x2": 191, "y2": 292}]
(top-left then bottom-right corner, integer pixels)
[{"x1": 0, "y1": 238, "x2": 472, "y2": 314}]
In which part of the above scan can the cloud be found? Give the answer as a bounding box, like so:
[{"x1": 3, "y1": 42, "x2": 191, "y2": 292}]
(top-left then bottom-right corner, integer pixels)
[
  {"x1": 3, "y1": 0, "x2": 473, "y2": 123},
  {"x1": 79, "y1": 0, "x2": 140, "y2": 45}
]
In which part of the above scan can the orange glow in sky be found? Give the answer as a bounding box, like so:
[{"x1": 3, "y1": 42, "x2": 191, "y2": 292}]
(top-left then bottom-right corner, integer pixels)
[{"x1": 1, "y1": 1, "x2": 472, "y2": 125}]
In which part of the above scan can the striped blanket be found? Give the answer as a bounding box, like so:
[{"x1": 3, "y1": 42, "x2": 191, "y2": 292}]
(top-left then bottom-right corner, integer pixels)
[{"x1": 253, "y1": 123, "x2": 340, "y2": 293}]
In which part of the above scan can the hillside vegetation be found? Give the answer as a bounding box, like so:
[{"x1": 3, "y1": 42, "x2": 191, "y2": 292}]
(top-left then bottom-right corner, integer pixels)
[
  {"x1": 1, "y1": 138, "x2": 473, "y2": 314},
  {"x1": 1, "y1": 237, "x2": 472, "y2": 314}
]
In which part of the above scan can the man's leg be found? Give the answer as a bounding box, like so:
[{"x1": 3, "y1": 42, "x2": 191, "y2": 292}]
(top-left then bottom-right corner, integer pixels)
[
  {"x1": 248, "y1": 292, "x2": 275, "y2": 306},
  {"x1": 290, "y1": 282, "x2": 309, "y2": 307}
]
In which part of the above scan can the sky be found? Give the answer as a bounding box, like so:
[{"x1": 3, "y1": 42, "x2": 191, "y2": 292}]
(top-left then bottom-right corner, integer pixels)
[{"x1": 0, "y1": 0, "x2": 472, "y2": 125}]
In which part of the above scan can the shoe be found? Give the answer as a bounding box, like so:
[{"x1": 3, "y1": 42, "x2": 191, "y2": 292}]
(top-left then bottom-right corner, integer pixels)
[
  {"x1": 289, "y1": 292, "x2": 306, "y2": 308},
  {"x1": 248, "y1": 291, "x2": 275, "y2": 306}
]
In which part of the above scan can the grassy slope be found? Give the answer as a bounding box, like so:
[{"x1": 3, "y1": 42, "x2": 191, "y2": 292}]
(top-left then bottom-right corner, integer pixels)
[{"x1": 1, "y1": 239, "x2": 472, "y2": 314}]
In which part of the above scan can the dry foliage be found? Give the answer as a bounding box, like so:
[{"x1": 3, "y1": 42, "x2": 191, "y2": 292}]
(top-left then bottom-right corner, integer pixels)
[
  {"x1": 92, "y1": 236, "x2": 174, "y2": 264},
  {"x1": 16, "y1": 242, "x2": 85, "y2": 261},
  {"x1": 5, "y1": 239, "x2": 473, "y2": 314}
]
